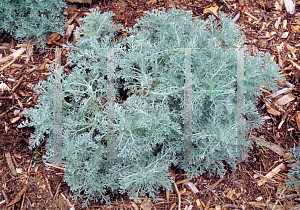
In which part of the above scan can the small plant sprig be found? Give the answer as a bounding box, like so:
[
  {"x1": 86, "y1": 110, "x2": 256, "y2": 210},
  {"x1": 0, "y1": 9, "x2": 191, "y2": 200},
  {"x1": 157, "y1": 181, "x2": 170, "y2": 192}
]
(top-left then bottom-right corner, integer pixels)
[{"x1": 285, "y1": 146, "x2": 300, "y2": 196}]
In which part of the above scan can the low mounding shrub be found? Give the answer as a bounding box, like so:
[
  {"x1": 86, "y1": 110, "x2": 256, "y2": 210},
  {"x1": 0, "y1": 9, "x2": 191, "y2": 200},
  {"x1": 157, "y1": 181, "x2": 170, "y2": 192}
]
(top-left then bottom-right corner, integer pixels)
[{"x1": 18, "y1": 7, "x2": 284, "y2": 206}]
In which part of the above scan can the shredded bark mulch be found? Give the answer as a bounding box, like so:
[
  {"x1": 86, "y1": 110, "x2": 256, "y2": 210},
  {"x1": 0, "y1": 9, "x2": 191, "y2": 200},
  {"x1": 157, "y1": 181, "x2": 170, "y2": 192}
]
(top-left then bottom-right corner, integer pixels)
[{"x1": 1, "y1": 0, "x2": 300, "y2": 209}]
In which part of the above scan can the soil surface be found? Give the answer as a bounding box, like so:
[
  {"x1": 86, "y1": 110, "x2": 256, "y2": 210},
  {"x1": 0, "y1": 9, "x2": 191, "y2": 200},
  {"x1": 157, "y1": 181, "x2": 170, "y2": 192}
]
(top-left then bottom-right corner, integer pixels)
[{"x1": 1, "y1": 0, "x2": 300, "y2": 209}]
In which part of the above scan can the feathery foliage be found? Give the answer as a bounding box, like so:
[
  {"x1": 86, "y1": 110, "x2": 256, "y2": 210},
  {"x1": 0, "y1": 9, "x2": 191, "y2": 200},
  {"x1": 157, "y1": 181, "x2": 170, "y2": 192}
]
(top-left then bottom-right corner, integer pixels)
[
  {"x1": 18, "y1": 7, "x2": 284, "y2": 206},
  {"x1": 0, "y1": 0, "x2": 67, "y2": 51}
]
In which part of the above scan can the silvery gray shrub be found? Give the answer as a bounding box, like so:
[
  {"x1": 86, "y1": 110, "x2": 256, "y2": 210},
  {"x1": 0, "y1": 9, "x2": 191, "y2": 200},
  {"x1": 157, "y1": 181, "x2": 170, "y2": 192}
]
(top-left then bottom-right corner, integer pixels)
[{"x1": 18, "y1": 7, "x2": 284, "y2": 206}]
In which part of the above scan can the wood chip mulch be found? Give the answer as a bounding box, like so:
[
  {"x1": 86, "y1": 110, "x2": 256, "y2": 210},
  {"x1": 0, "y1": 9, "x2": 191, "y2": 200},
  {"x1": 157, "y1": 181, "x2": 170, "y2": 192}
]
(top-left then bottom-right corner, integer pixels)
[{"x1": 1, "y1": 0, "x2": 300, "y2": 209}]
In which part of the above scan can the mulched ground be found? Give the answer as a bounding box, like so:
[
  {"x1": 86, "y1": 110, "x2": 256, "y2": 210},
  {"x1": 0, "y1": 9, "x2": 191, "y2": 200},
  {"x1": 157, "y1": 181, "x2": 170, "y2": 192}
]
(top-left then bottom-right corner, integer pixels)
[{"x1": 1, "y1": 0, "x2": 300, "y2": 209}]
